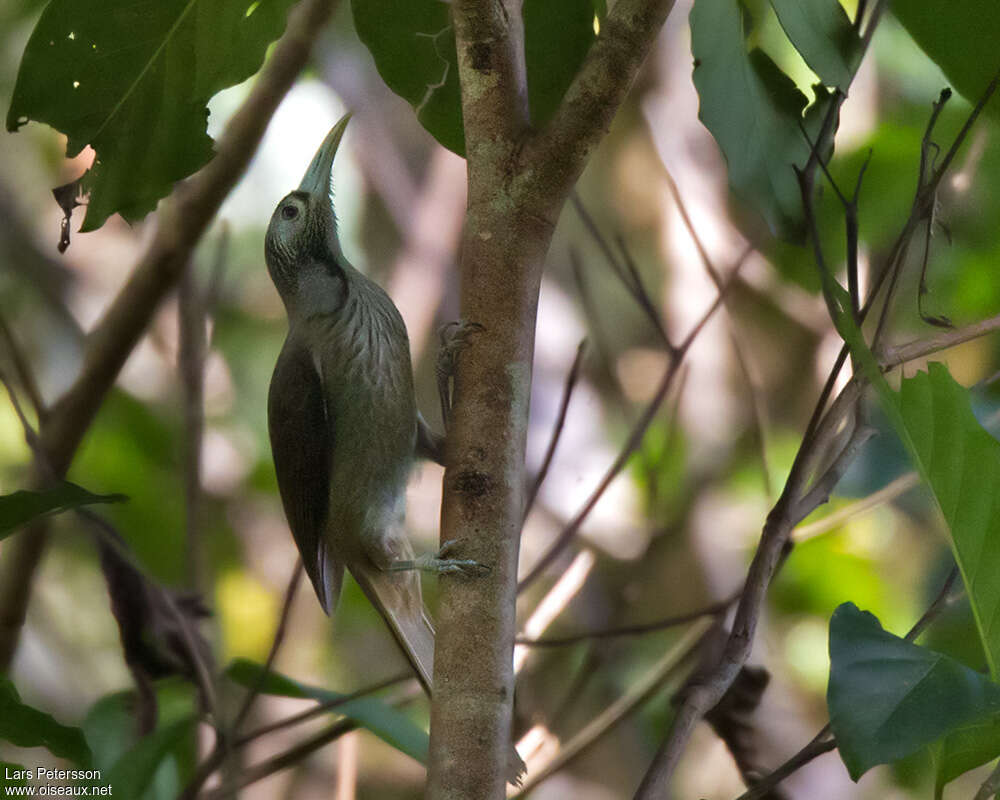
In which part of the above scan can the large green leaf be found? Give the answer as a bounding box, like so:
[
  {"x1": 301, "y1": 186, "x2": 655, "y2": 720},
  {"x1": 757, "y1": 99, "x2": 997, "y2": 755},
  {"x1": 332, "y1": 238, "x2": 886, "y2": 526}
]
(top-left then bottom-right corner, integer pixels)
[
  {"x1": 770, "y1": 0, "x2": 860, "y2": 89},
  {"x1": 892, "y1": 0, "x2": 1000, "y2": 116},
  {"x1": 0, "y1": 482, "x2": 126, "y2": 540},
  {"x1": 226, "y1": 658, "x2": 428, "y2": 764},
  {"x1": 890, "y1": 364, "x2": 1000, "y2": 679},
  {"x1": 352, "y1": 0, "x2": 594, "y2": 156},
  {"x1": 6, "y1": 0, "x2": 297, "y2": 231},
  {"x1": 690, "y1": 0, "x2": 838, "y2": 241},
  {"x1": 0, "y1": 678, "x2": 92, "y2": 767},
  {"x1": 827, "y1": 603, "x2": 1000, "y2": 780}
]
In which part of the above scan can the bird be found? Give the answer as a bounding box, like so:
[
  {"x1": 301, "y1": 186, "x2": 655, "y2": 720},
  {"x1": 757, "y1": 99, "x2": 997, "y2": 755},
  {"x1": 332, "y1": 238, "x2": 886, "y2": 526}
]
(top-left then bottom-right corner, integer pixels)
[{"x1": 264, "y1": 114, "x2": 524, "y2": 783}]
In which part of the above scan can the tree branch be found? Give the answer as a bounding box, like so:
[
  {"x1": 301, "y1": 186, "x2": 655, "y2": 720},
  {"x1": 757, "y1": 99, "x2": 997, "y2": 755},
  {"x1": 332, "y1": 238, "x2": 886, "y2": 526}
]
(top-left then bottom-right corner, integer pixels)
[
  {"x1": 0, "y1": 0, "x2": 338, "y2": 671},
  {"x1": 522, "y1": 0, "x2": 677, "y2": 204},
  {"x1": 431, "y1": 0, "x2": 681, "y2": 794}
]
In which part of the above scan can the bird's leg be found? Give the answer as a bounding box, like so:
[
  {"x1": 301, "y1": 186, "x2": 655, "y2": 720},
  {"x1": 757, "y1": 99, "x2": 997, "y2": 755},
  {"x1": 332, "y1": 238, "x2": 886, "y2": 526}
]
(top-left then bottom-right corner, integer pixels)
[
  {"x1": 388, "y1": 540, "x2": 489, "y2": 576},
  {"x1": 436, "y1": 320, "x2": 484, "y2": 431},
  {"x1": 415, "y1": 410, "x2": 445, "y2": 466}
]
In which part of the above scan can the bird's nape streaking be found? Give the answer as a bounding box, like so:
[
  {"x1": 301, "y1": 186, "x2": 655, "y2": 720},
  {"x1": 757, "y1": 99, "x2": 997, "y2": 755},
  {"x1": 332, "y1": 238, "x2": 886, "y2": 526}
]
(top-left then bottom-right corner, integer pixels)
[{"x1": 264, "y1": 113, "x2": 525, "y2": 785}]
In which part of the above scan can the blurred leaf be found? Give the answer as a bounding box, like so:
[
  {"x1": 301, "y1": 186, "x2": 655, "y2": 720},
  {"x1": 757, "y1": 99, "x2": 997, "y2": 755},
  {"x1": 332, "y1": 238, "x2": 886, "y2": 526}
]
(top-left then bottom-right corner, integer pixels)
[
  {"x1": 827, "y1": 602, "x2": 1000, "y2": 780},
  {"x1": 690, "y1": 0, "x2": 839, "y2": 241},
  {"x1": 892, "y1": 0, "x2": 1000, "y2": 117},
  {"x1": 770, "y1": 0, "x2": 860, "y2": 89},
  {"x1": 930, "y1": 712, "x2": 1000, "y2": 795},
  {"x1": 83, "y1": 683, "x2": 198, "y2": 800},
  {"x1": 352, "y1": 0, "x2": 593, "y2": 156},
  {"x1": 6, "y1": 0, "x2": 297, "y2": 231},
  {"x1": 772, "y1": 532, "x2": 887, "y2": 619},
  {"x1": 105, "y1": 715, "x2": 197, "y2": 799},
  {"x1": 226, "y1": 658, "x2": 428, "y2": 764},
  {"x1": 523, "y1": 0, "x2": 595, "y2": 127},
  {"x1": 73, "y1": 391, "x2": 185, "y2": 582},
  {"x1": 0, "y1": 482, "x2": 126, "y2": 539},
  {"x1": 0, "y1": 678, "x2": 92, "y2": 766}
]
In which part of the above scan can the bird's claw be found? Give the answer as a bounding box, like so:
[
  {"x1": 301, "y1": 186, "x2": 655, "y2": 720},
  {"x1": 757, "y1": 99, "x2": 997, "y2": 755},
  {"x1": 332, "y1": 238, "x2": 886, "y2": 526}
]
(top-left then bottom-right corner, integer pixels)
[
  {"x1": 388, "y1": 539, "x2": 489, "y2": 577},
  {"x1": 437, "y1": 320, "x2": 485, "y2": 429}
]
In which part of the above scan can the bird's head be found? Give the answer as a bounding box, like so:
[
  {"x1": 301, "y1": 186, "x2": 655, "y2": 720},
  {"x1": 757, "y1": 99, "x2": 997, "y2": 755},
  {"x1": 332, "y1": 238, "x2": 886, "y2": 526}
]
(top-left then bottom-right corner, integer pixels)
[{"x1": 265, "y1": 113, "x2": 351, "y2": 299}]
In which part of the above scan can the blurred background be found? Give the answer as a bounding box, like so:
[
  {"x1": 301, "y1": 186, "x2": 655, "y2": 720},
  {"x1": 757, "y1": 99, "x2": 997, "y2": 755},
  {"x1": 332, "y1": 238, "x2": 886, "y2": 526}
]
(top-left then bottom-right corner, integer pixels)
[{"x1": 2, "y1": 0, "x2": 1000, "y2": 797}]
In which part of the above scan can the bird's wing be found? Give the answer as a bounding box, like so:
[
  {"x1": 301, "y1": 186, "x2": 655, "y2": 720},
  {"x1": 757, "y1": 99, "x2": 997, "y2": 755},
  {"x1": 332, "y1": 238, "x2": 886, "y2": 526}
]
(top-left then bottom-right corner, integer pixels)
[{"x1": 268, "y1": 338, "x2": 343, "y2": 613}]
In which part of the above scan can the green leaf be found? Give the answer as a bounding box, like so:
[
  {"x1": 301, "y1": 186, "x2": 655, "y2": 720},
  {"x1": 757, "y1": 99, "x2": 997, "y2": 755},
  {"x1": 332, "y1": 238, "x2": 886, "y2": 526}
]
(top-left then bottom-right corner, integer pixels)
[
  {"x1": 0, "y1": 482, "x2": 127, "y2": 540},
  {"x1": 827, "y1": 603, "x2": 1000, "y2": 780},
  {"x1": 770, "y1": 0, "x2": 861, "y2": 88},
  {"x1": 352, "y1": 0, "x2": 594, "y2": 156},
  {"x1": 931, "y1": 713, "x2": 1000, "y2": 795},
  {"x1": 690, "y1": 0, "x2": 839, "y2": 241},
  {"x1": 889, "y1": 364, "x2": 1000, "y2": 678},
  {"x1": 105, "y1": 716, "x2": 197, "y2": 798},
  {"x1": 82, "y1": 683, "x2": 199, "y2": 799},
  {"x1": 6, "y1": 0, "x2": 297, "y2": 231},
  {"x1": 0, "y1": 678, "x2": 92, "y2": 767},
  {"x1": 225, "y1": 658, "x2": 428, "y2": 764},
  {"x1": 892, "y1": 0, "x2": 1000, "y2": 116}
]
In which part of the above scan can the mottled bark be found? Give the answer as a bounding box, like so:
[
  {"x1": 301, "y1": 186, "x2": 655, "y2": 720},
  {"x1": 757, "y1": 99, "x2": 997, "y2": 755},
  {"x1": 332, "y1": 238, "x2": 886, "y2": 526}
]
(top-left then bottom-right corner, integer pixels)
[{"x1": 428, "y1": 0, "x2": 676, "y2": 796}]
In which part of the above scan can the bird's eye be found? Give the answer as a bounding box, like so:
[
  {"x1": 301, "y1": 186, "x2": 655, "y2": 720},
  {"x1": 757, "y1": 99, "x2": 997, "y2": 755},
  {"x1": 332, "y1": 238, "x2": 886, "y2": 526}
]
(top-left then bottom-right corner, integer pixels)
[{"x1": 281, "y1": 204, "x2": 299, "y2": 220}]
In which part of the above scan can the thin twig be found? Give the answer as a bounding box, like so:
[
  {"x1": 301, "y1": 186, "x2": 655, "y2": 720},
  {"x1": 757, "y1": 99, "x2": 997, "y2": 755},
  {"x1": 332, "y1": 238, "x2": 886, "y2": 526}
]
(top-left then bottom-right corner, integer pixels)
[
  {"x1": 518, "y1": 255, "x2": 746, "y2": 593},
  {"x1": 0, "y1": 312, "x2": 46, "y2": 420},
  {"x1": 237, "y1": 673, "x2": 412, "y2": 746},
  {"x1": 879, "y1": 312, "x2": 1000, "y2": 368},
  {"x1": 524, "y1": 339, "x2": 588, "y2": 519},
  {"x1": 232, "y1": 561, "x2": 305, "y2": 734},
  {"x1": 178, "y1": 261, "x2": 207, "y2": 593},
  {"x1": 571, "y1": 194, "x2": 673, "y2": 349},
  {"x1": 730, "y1": 332, "x2": 773, "y2": 502},
  {"x1": 515, "y1": 592, "x2": 737, "y2": 647},
  {"x1": 178, "y1": 562, "x2": 306, "y2": 800},
  {"x1": 202, "y1": 718, "x2": 359, "y2": 800},
  {"x1": 511, "y1": 619, "x2": 712, "y2": 798},
  {"x1": 794, "y1": 472, "x2": 920, "y2": 543}
]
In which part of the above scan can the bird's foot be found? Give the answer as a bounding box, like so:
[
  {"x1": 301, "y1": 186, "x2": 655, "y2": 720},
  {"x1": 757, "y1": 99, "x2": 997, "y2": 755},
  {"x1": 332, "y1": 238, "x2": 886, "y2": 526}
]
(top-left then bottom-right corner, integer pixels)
[
  {"x1": 436, "y1": 320, "x2": 485, "y2": 430},
  {"x1": 388, "y1": 539, "x2": 489, "y2": 576}
]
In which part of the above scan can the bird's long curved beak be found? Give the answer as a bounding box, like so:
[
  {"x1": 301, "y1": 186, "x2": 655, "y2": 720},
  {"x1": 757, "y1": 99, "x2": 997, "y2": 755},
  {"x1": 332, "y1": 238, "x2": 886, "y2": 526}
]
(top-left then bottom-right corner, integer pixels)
[{"x1": 298, "y1": 112, "x2": 352, "y2": 202}]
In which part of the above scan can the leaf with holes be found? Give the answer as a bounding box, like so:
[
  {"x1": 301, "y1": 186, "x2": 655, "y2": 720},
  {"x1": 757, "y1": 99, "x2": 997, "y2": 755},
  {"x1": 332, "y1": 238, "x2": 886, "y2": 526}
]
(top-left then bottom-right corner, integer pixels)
[
  {"x1": 353, "y1": 0, "x2": 594, "y2": 155},
  {"x1": 828, "y1": 603, "x2": 1000, "y2": 780},
  {"x1": 6, "y1": 0, "x2": 298, "y2": 231}
]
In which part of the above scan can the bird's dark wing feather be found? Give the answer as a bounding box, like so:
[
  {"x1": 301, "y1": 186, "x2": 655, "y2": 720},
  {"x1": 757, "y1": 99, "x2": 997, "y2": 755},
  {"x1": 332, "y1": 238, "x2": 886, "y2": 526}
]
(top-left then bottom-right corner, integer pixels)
[{"x1": 268, "y1": 339, "x2": 342, "y2": 613}]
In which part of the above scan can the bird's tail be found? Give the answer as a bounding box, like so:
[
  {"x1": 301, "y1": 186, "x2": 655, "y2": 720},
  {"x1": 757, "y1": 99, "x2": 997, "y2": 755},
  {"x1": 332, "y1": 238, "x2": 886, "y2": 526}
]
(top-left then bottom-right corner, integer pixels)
[
  {"x1": 347, "y1": 556, "x2": 436, "y2": 695},
  {"x1": 347, "y1": 555, "x2": 526, "y2": 786}
]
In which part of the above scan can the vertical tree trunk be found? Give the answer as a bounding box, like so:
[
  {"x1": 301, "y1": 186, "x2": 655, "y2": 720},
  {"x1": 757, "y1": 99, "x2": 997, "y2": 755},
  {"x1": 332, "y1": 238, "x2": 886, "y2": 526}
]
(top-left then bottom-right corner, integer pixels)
[{"x1": 428, "y1": 1, "x2": 676, "y2": 795}]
